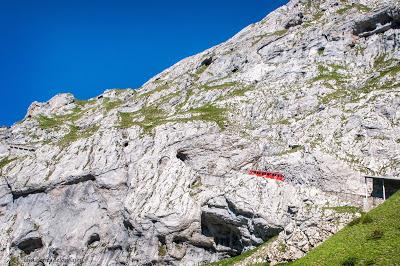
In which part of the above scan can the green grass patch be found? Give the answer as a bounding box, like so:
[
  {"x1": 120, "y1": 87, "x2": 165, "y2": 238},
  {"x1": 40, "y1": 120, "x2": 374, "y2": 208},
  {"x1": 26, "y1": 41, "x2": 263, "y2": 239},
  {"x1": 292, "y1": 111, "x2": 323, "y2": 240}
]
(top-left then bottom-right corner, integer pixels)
[
  {"x1": 9, "y1": 256, "x2": 22, "y2": 266},
  {"x1": 117, "y1": 101, "x2": 228, "y2": 133},
  {"x1": 323, "y1": 206, "x2": 361, "y2": 214},
  {"x1": 59, "y1": 125, "x2": 99, "y2": 147},
  {"x1": 117, "y1": 112, "x2": 136, "y2": 129},
  {"x1": 337, "y1": 4, "x2": 371, "y2": 15},
  {"x1": 0, "y1": 157, "x2": 17, "y2": 169},
  {"x1": 286, "y1": 191, "x2": 400, "y2": 266},
  {"x1": 38, "y1": 115, "x2": 62, "y2": 129},
  {"x1": 188, "y1": 104, "x2": 227, "y2": 129},
  {"x1": 312, "y1": 64, "x2": 346, "y2": 84},
  {"x1": 117, "y1": 106, "x2": 167, "y2": 134},
  {"x1": 222, "y1": 85, "x2": 254, "y2": 98},
  {"x1": 156, "y1": 91, "x2": 181, "y2": 105},
  {"x1": 196, "y1": 64, "x2": 209, "y2": 76},
  {"x1": 103, "y1": 98, "x2": 123, "y2": 112},
  {"x1": 75, "y1": 98, "x2": 96, "y2": 107},
  {"x1": 200, "y1": 82, "x2": 238, "y2": 91},
  {"x1": 320, "y1": 88, "x2": 350, "y2": 105},
  {"x1": 37, "y1": 107, "x2": 84, "y2": 130},
  {"x1": 135, "y1": 106, "x2": 167, "y2": 134},
  {"x1": 138, "y1": 83, "x2": 170, "y2": 98},
  {"x1": 158, "y1": 245, "x2": 167, "y2": 257}
]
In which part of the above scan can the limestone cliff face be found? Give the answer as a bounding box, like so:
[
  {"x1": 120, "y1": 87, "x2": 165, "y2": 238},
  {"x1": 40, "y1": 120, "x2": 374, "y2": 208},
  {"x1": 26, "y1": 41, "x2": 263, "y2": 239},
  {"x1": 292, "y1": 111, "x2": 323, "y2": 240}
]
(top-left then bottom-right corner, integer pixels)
[{"x1": 1, "y1": 0, "x2": 399, "y2": 265}]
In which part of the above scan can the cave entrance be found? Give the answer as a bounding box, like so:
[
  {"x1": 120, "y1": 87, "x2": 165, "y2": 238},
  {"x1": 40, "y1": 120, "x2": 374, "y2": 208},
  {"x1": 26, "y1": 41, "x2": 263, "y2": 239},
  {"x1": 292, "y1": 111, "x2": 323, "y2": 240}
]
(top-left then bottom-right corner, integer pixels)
[
  {"x1": 353, "y1": 10, "x2": 400, "y2": 37},
  {"x1": 201, "y1": 212, "x2": 243, "y2": 255}
]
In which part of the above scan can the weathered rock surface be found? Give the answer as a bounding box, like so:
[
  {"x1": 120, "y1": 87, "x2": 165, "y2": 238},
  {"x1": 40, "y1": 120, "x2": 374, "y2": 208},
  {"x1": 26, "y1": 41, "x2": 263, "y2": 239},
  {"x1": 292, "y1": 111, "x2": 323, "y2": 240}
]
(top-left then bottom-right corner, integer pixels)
[{"x1": 1, "y1": 0, "x2": 399, "y2": 265}]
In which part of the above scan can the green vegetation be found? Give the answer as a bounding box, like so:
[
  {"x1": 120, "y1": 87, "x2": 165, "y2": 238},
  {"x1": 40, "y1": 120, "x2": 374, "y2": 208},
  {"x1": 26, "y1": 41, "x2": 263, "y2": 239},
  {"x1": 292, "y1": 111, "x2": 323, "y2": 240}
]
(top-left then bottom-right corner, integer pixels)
[
  {"x1": 348, "y1": 213, "x2": 374, "y2": 226},
  {"x1": 320, "y1": 88, "x2": 350, "y2": 105},
  {"x1": 278, "y1": 241, "x2": 288, "y2": 253},
  {"x1": 276, "y1": 118, "x2": 290, "y2": 125},
  {"x1": 117, "y1": 112, "x2": 135, "y2": 129},
  {"x1": 358, "y1": 54, "x2": 400, "y2": 96},
  {"x1": 118, "y1": 103, "x2": 227, "y2": 134},
  {"x1": 133, "y1": 106, "x2": 167, "y2": 134},
  {"x1": 189, "y1": 104, "x2": 227, "y2": 129},
  {"x1": 336, "y1": 3, "x2": 371, "y2": 15},
  {"x1": 323, "y1": 206, "x2": 361, "y2": 214},
  {"x1": 252, "y1": 29, "x2": 288, "y2": 46},
  {"x1": 117, "y1": 106, "x2": 167, "y2": 134},
  {"x1": 313, "y1": 65, "x2": 346, "y2": 84},
  {"x1": 103, "y1": 98, "x2": 123, "y2": 112},
  {"x1": 318, "y1": 54, "x2": 399, "y2": 104},
  {"x1": 158, "y1": 245, "x2": 167, "y2": 257},
  {"x1": 278, "y1": 145, "x2": 304, "y2": 156},
  {"x1": 221, "y1": 85, "x2": 254, "y2": 99},
  {"x1": 286, "y1": 191, "x2": 400, "y2": 266},
  {"x1": 37, "y1": 107, "x2": 84, "y2": 129},
  {"x1": 190, "y1": 179, "x2": 203, "y2": 190},
  {"x1": 200, "y1": 82, "x2": 238, "y2": 91},
  {"x1": 311, "y1": 64, "x2": 366, "y2": 105},
  {"x1": 196, "y1": 64, "x2": 209, "y2": 76},
  {"x1": 138, "y1": 83, "x2": 170, "y2": 98},
  {"x1": 0, "y1": 157, "x2": 17, "y2": 169},
  {"x1": 9, "y1": 256, "x2": 21, "y2": 266},
  {"x1": 354, "y1": 44, "x2": 366, "y2": 56},
  {"x1": 75, "y1": 98, "x2": 96, "y2": 107},
  {"x1": 59, "y1": 125, "x2": 100, "y2": 147},
  {"x1": 35, "y1": 103, "x2": 101, "y2": 147},
  {"x1": 38, "y1": 115, "x2": 62, "y2": 129},
  {"x1": 371, "y1": 54, "x2": 400, "y2": 80}
]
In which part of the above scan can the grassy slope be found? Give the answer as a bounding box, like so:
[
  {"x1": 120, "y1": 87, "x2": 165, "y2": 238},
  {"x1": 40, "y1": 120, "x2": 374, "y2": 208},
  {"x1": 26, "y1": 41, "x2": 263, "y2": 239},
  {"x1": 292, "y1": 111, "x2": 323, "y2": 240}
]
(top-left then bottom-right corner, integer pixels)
[{"x1": 285, "y1": 191, "x2": 400, "y2": 266}]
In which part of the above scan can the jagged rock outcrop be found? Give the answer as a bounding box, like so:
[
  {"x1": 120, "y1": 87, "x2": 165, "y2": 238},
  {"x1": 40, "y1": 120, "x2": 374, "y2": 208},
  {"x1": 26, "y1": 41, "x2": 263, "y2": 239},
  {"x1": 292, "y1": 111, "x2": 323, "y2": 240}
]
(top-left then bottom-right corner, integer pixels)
[{"x1": 1, "y1": 0, "x2": 399, "y2": 265}]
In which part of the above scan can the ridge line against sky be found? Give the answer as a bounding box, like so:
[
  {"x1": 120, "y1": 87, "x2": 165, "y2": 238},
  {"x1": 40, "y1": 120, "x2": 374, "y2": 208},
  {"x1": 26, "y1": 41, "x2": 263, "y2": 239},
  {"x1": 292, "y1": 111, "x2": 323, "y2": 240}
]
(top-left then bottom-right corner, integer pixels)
[{"x1": 0, "y1": 0, "x2": 289, "y2": 126}]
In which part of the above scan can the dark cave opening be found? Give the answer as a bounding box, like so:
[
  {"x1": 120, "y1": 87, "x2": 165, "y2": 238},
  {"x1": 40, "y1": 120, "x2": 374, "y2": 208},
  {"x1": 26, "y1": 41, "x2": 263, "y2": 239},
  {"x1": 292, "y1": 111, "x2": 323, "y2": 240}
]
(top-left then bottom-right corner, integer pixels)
[
  {"x1": 353, "y1": 10, "x2": 400, "y2": 37},
  {"x1": 17, "y1": 237, "x2": 44, "y2": 255},
  {"x1": 201, "y1": 212, "x2": 243, "y2": 255},
  {"x1": 176, "y1": 151, "x2": 189, "y2": 162},
  {"x1": 87, "y1": 233, "x2": 100, "y2": 246},
  {"x1": 200, "y1": 57, "x2": 213, "y2": 67}
]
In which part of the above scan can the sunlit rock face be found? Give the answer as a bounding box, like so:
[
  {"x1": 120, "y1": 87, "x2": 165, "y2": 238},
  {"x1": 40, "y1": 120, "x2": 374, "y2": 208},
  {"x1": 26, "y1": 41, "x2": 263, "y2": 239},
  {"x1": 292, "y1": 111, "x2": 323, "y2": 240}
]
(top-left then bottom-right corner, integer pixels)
[{"x1": 0, "y1": 0, "x2": 399, "y2": 265}]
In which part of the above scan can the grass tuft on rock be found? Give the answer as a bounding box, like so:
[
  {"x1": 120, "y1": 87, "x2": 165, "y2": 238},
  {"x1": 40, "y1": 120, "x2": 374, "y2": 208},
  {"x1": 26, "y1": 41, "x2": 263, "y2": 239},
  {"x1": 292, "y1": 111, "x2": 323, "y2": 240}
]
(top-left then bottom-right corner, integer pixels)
[
  {"x1": 0, "y1": 157, "x2": 17, "y2": 170},
  {"x1": 189, "y1": 104, "x2": 227, "y2": 129},
  {"x1": 59, "y1": 125, "x2": 99, "y2": 147}
]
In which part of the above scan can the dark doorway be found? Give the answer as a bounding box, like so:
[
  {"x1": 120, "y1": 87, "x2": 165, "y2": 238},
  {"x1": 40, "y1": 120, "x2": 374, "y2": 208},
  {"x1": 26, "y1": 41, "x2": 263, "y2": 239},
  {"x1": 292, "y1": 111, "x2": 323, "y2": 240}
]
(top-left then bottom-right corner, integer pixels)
[{"x1": 372, "y1": 179, "x2": 400, "y2": 199}]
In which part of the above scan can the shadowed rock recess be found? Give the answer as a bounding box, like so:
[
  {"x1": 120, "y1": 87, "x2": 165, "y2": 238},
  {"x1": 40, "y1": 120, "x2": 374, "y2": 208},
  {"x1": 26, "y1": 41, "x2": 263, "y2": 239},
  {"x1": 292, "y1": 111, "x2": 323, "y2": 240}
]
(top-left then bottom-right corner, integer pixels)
[{"x1": 1, "y1": 0, "x2": 399, "y2": 265}]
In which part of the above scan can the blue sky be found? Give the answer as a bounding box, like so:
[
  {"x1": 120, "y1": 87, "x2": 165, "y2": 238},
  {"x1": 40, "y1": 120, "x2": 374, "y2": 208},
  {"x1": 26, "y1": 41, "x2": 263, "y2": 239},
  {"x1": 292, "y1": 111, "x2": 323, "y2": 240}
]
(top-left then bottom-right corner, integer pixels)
[{"x1": 0, "y1": 0, "x2": 288, "y2": 126}]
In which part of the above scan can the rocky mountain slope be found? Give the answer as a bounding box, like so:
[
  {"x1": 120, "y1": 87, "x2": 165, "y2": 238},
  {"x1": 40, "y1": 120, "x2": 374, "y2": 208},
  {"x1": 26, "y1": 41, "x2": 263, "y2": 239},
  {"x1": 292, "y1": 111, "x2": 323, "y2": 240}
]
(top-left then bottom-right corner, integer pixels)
[{"x1": 1, "y1": 0, "x2": 399, "y2": 265}]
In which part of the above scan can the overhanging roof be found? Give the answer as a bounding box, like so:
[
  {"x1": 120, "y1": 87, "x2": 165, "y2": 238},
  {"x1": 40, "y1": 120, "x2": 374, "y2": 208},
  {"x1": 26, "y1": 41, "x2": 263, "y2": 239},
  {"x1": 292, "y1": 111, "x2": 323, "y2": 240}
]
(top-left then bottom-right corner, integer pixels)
[{"x1": 364, "y1": 175, "x2": 400, "y2": 181}]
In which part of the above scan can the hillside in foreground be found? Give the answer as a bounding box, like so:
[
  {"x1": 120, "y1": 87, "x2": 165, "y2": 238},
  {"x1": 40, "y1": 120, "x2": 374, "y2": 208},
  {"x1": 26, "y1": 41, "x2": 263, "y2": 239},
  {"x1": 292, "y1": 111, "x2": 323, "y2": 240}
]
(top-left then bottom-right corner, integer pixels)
[{"x1": 286, "y1": 191, "x2": 400, "y2": 266}]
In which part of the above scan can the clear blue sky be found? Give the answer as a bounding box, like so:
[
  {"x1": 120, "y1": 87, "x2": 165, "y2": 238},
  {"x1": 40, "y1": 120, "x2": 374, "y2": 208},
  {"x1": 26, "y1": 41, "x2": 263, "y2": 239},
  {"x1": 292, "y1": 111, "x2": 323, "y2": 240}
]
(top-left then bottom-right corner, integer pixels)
[{"x1": 0, "y1": 0, "x2": 288, "y2": 126}]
